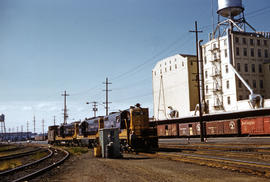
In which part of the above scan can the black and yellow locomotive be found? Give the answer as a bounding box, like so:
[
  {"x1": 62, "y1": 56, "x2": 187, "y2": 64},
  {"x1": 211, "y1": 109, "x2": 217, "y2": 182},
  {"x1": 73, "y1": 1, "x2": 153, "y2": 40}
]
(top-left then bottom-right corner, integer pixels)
[{"x1": 48, "y1": 104, "x2": 158, "y2": 152}]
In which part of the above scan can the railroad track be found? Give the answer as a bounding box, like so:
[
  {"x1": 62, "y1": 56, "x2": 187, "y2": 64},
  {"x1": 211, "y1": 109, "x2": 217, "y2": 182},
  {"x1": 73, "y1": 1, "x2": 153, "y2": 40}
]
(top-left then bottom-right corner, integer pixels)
[
  {"x1": 0, "y1": 147, "x2": 69, "y2": 182},
  {"x1": 141, "y1": 145, "x2": 270, "y2": 178},
  {"x1": 0, "y1": 148, "x2": 41, "y2": 161}
]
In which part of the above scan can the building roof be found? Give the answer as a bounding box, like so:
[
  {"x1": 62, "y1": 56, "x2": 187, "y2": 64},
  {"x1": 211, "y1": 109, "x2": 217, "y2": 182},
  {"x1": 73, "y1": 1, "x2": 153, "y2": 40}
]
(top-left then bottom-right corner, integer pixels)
[{"x1": 179, "y1": 54, "x2": 196, "y2": 58}]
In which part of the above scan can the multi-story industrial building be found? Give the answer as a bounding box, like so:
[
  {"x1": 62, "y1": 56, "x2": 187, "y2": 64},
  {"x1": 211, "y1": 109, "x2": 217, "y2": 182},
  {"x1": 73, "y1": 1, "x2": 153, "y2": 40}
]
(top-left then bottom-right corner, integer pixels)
[
  {"x1": 202, "y1": 32, "x2": 270, "y2": 113},
  {"x1": 152, "y1": 54, "x2": 198, "y2": 120},
  {"x1": 202, "y1": 0, "x2": 270, "y2": 113},
  {"x1": 152, "y1": 0, "x2": 270, "y2": 120}
]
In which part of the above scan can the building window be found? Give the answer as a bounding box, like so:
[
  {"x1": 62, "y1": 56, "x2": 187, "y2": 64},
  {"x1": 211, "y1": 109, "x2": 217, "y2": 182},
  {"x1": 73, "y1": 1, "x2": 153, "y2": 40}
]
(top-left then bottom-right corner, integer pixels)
[
  {"x1": 204, "y1": 56, "x2": 207, "y2": 64},
  {"x1": 165, "y1": 67, "x2": 167, "y2": 72},
  {"x1": 252, "y1": 64, "x2": 255, "y2": 73},
  {"x1": 175, "y1": 64, "x2": 177, "y2": 69},
  {"x1": 258, "y1": 49, "x2": 262, "y2": 57},
  {"x1": 259, "y1": 64, "x2": 262, "y2": 73},
  {"x1": 182, "y1": 62, "x2": 184, "y2": 67},
  {"x1": 235, "y1": 37, "x2": 239, "y2": 43},
  {"x1": 237, "y1": 63, "x2": 241, "y2": 72},
  {"x1": 205, "y1": 71, "x2": 208, "y2": 79},
  {"x1": 154, "y1": 71, "x2": 156, "y2": 76},
  {"x1": 265, "y1": 50, "x2": 269, "y2": 58},
  {"x1": 251, "y1": 48, "x2": 254, "y2": 57},
  {"x1": 243, "y1": 38, "x2": 246, "y2": 44},
  {"x1": 227, "y1": 97, "x2": 231, "y2": 105},
  {"x1": 160, "y1": 69, "x2": 162, "y2": 74},
  {"x1": 250, "y1": 39, "x2": 254, "y2": 46},
  {"x1": 206, "y1": 85, "x2": 208, "y2": 94},
  {"x1": 238, "y1": 81, "x2": 242, "y2": 88},
  {"x1": 260, "y1": 80, "x2": 264, "y2": 89},
  {"x1": 170, "y1": 66, "x2": 172, "y2": 71},
  {"x1": 225, "y1": 65, "x2": 229, "y2": 73},
  {"x1": 239, "y1": 95, "x2": 243, "y2": 100},
  {"x1": 245, "y1": 64, "x2": 248, "y2": 72},
  {"x1": 224, "y1": 39, "x2": 227, "y2": 46},
  {"x1": 257, "y1": 39, "x2": 261, "y2": 46},
  {"x1": 226, "y1": 80, "x2": 230, "y2": 89},
  {"x1": 225, "y1": 49, "x2": 228, "y2": 58},
  {"x1": 264, "y1": 40, "x2": 268, "y2": 46},
  {"x1": 236, "y1": 47, "x2": 240, "y2": 56},
  {"x1": 253, "y1": 80, "x2": 257, "y2": 88},
  {"x1": 243, "y1": 48, "x2": 247, "y2": 56}
]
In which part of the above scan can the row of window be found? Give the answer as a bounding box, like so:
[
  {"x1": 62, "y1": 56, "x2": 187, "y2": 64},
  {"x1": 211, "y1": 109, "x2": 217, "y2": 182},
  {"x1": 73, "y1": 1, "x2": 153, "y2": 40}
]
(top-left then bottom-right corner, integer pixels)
[
  {"x1": 235, "y1": 37, "x2": 268, "y2": 47},
  {"x1": 236, "y1": 63, "x2": 263, "y2": 73},
  {"x1": 238, "y1": 79, "x2": 264, "y2": 89},
  {"x1": 154, "y1": 62, "x2": 185, "y2": 76},
  {"x1": 236, "y1": 47, "x2": 269, "y2": 58},
  {"x1": 205, "y1": 79, "x2": 264, "y2": 94}
]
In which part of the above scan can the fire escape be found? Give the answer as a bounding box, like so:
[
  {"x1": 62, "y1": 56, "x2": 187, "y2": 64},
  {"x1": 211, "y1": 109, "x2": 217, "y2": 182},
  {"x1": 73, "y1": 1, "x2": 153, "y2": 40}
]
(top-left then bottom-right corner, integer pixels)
[{"x1": 209, "y1": 39, "x2": 224, "y2": 111}]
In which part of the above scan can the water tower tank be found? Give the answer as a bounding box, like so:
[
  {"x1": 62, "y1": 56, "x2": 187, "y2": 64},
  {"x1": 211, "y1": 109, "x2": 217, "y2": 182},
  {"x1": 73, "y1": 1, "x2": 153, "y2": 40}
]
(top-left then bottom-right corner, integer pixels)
[{"x1": 217, "y1": 0, "x2": 244, "y2": 18}]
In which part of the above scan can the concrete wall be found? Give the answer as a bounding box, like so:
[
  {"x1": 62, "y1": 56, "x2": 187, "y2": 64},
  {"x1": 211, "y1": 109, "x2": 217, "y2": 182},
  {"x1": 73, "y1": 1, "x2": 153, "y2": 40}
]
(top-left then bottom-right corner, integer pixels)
[{"x1": 152, "y1": 54, "x2": 198, "y2": 120}]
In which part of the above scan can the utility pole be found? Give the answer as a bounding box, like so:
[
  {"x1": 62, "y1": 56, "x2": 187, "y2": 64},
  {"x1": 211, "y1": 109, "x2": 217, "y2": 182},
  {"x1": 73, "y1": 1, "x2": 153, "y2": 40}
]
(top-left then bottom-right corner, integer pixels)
[
  {"x1": 62, "y1": 90, "x2": 69, "y2": 125},
  {"x1": 42, "y1": 119, "x2": 44, "y2": 140},
  {"x1": 27, "y1": 121, "x2": 29, "y2": 139},
  {"x1": 189, "y1": 21, "x2": 204, "y2": 142},
  {"x1": 33, "y1": 116, "x2": 36, "y2": 134},
  {"x1": 21, "y1": 125, "x2": 23, "y2": 139},
  {"x1": 103, "y1": 78, "x2": 112, "y2": 116},
  {"x1": 53, "y1": 116, "x2": 56, "y2": 126},
  {"x1": 86, "y1": 101, "x2": 98, "y2": 117}
]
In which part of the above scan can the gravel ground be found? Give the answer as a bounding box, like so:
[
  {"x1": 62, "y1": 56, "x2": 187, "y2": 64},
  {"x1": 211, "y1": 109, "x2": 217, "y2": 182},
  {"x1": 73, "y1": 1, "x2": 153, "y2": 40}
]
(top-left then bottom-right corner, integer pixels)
[{"x1": 42, "y1": 150, "x2": 268, "y2": 182}]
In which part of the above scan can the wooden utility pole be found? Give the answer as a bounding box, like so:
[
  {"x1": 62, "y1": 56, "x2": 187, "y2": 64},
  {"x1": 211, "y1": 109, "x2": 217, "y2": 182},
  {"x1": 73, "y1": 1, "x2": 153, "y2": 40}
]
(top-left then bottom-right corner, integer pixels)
[
  {"x1": 103, "y1": 78, "x2": 112, "y2": 116},
  {"x1": 189, "y1": 21, "x2": 204, "y2": 142},
  {"x1": 27, "y1": 120, "x2": 29, "y2": 139},
  {"x1": 33, "y1": 116, "x2": 36, "y2": 134},
  {"x1": 42, "y1": 119, "x2": 44, "y2": 140},
  {"x1": 62, "y1": 90, "x2": 69, "y2": 125},
  {"x1": 53, "y1": 116, "x2": 56, "y2": 126}
]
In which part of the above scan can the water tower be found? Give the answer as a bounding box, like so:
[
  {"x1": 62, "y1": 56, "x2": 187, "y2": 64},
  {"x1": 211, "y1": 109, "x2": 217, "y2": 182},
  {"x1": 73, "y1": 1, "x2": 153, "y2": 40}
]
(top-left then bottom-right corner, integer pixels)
[
  {"x1": 212, "y1": 0, "x2": 256, "y2": 39},
  {"x1": 0, "y1": 114, "x2": 6, "y2": 140}
]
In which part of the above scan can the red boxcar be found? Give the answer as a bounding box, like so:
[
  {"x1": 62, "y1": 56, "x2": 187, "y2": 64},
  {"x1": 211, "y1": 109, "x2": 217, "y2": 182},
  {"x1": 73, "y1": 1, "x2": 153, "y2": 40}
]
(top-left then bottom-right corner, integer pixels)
[
  {"x1": 223, "y1": 120, "x2": 239, "y2": 135},
  {"x1": 241, "y1": 117, "x2": 264, "y2": 135},
  {"x1": 157, "y1": 124, "x2": 178, "y2": 137},
  {"x1": 206, "y1": 120, "x2": 239, "y2": 135},
  {"x1": 179, "y1": 122, "x2": 200, "y2": 136},
  {"x1": 264, "y1": 116, "x2": 270, "y2": 134}
]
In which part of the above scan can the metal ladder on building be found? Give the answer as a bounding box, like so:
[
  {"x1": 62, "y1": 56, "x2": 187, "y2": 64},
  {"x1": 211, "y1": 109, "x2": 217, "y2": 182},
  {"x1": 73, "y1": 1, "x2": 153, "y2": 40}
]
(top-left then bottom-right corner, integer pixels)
[{"x1": 210, "y1": 37, "x2": 224, "y2": 111}]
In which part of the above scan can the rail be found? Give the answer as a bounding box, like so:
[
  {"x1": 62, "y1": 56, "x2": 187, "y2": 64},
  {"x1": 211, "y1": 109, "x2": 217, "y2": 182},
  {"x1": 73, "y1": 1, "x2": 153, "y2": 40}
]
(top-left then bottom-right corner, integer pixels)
[
  {"x1": 0, "y1": 148, "x2": 53, "y2": 176},
  {"x1": 0, "y1": 148, "x2": 41, "y2": 161},
  {"x1": 13, "y1": 147, "x2": 69, "y2": 182}
]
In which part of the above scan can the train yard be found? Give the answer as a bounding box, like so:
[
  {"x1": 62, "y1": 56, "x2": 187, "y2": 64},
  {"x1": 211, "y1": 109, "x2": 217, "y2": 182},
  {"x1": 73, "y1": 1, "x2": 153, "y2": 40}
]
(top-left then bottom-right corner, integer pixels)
[
  {"x1": 0, "y1": 138, "x2": 270, "y2": 181},
  {"x1": 0, "y1": 144, "x2": 69, "y2": 182}
]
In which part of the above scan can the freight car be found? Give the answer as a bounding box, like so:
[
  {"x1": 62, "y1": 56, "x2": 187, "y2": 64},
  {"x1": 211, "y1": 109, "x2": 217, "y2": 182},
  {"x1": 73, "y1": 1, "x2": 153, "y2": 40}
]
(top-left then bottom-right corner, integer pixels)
[
  {"x1": 156, "y1": 115, "x2": 270, "y2": 138},
  {"x1": 48, "y1": 104, "x2": 158, "y2": 152}
]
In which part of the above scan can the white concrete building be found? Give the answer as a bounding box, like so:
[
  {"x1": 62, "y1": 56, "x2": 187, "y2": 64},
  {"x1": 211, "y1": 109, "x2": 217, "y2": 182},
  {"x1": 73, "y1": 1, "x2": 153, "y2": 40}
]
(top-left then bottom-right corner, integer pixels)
[
  {"x1": 202, "y1": 31, "x2": 270, "y2": 113},
  {"x1": 152, "y1": 54, "x2": 198, "y2": 120}
]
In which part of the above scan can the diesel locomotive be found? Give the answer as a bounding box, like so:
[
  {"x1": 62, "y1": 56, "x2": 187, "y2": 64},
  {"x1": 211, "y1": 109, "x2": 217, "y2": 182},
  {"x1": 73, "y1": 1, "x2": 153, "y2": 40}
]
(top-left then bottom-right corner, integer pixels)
[{"x1": 48, "y1": 104, "x2": 158, "y2": 152}]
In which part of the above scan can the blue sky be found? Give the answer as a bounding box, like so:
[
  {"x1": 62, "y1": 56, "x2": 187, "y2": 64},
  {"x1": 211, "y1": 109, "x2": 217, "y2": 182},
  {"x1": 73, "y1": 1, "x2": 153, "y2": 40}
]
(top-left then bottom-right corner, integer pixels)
[{"x1": 0, "y1": 0, "x2": 270, "y2": 133}]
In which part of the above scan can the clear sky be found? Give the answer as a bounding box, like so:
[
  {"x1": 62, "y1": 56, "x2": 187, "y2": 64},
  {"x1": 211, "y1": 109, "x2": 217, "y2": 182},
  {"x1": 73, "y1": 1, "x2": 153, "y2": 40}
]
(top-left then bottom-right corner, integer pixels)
[{"x1": 0, "y1": 0, "x2": 270, "y2": 133}]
